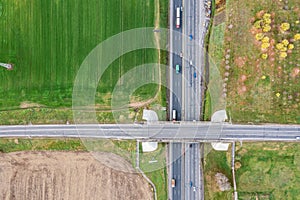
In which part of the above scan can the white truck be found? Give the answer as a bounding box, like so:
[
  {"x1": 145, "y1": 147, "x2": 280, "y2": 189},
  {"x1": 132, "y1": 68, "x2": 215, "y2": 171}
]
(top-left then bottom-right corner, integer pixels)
[
  {"x1": 176, "y1": 7, "x2": 181, "y2": 28},
  {"x1": 172, "y1": 110, "x2": 176, "y2": 121}
]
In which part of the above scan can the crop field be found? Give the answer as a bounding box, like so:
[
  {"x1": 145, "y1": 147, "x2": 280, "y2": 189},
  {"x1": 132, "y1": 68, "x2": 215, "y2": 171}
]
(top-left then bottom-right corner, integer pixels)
[
  {"x1": 0, "y1": 151, "x2": 153, "y2": 200},
  {"x1": 213, "y1": 0, "x2": 300, "y2": 123},
  {"x1": 0, "y1": 138, "x2": 168, "y2": 199},
  {"x1": 0, "y1": 0, "x2": 167, "y2": 123}
]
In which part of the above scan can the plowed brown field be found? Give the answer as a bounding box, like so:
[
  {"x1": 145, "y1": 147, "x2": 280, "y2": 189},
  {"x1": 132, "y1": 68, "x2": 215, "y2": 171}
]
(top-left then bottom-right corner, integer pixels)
[{"x1": 0, "y1": 151, "x2": 153, "y2": 200}]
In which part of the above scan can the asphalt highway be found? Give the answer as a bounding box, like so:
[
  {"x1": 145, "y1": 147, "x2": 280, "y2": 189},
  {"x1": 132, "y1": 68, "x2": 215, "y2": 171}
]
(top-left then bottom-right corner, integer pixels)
[
  {"x1": 182, "y1": 0, "x2": 206, "y2": 121},
  {"x1": 184, "y1": 143, "x2": 201, "y2": 200},
  {"x1": 169, "y1": 0, "x2": 185, "y2": 199},
  {"x1": 170, "y1": 143, "x2": 184, "y2": 199},
  {"x1": 180, "y1": 0, "x2": 207, "y2": 198},
  {"x1": 0, "y1": 123, "x2": 299, "y2": 141},
  {"x1": 170, "y1": 0, "x2": 183, "y2": 121}
]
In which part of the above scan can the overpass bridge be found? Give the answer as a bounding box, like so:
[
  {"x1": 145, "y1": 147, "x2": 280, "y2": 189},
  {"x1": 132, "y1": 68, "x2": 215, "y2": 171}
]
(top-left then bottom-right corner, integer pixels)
[{"x1": 1, "y1": 123, "x2": 299, "y2": 142}]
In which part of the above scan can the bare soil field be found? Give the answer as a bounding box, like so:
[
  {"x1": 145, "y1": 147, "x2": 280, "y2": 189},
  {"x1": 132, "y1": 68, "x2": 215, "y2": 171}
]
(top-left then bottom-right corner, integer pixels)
[{"x1": 0, "y1": 151, "x2": 153, "y2": 200}]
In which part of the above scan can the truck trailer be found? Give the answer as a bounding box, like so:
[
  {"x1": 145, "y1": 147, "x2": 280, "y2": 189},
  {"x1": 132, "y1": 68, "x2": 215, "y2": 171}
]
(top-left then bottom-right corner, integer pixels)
[
  {"x1": 172, "y1": 110, "x2": 176, "y2": 121},
  {"x1": 176, "y1": 7, "x2": 181, "y2": 28}
]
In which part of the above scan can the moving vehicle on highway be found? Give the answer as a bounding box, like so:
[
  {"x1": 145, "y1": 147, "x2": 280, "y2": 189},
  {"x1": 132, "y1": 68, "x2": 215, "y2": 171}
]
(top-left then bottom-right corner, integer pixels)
[
  {"x1": 189, "y1": 34, "x2": 193, "y2": 40},
  {"x1": 176, "y1": 64, "x2": 180, "y2": 73},
  {"x1": 171, "y1": 179, "x2": 176, "y2": 188},
  {"x1": 176, "y1": 7, "x2": 181, "y2": 28},
  {"x1": 172, "y1": 110, "x2": 177, "y2": 121}
]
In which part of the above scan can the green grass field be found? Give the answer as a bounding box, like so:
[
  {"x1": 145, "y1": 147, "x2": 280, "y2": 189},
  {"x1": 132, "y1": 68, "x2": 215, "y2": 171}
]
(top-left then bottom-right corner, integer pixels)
[
  {"x1": 81, "y1": 139, "x2": 137, "y2": 166},
  {"x1": 140, "y1": 143, "x2": 168, "y2": 200},
  {"x1": 208, "y1": 22, "x2": 226, "y2": 72},
  {"x1": 0, "y1": 0, "x2": 167, "y2": 123},
  {"x1": 0, "y1": 138, "x2": 86, "y2": 152},
  {"x1": 205, "y1": 19, "x2": 226, "y2": 120},
  {"x1": 0, "y1": 138, "x2": 137, "y2": 167},
  {"x1": 204, "y1": 142, "x2": 300, "y2": 199},
  {"x1": 204, "y1": 144, "x2": 232, "y2": 199},
  {"x1": 236, "y1": 142, "x2": 300, "y2": 199}
]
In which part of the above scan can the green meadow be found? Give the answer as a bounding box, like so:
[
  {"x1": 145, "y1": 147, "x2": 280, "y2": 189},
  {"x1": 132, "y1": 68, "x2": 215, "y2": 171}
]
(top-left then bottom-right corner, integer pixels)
[{"x1": 0, "y1": 0, "x2": 165, "y2": 123}]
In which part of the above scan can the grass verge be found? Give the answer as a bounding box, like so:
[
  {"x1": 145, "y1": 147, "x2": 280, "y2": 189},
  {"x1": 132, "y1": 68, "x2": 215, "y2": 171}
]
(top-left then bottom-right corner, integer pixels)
[
  {"x1": 204, "y1": 144, "x2": 232, "y2": 200},
  {"x1": 140, "y1": 143, "x2": 168, "y2": 200},
  {"x1": 203, "y1": 84, "x2": 212, "y2": 121},
  {"x1": 204, "y1": 0, "x2": 226, "y2": 120},
  {"x1": 0, "y1": 138, "x2": 86, "y2": 152}
]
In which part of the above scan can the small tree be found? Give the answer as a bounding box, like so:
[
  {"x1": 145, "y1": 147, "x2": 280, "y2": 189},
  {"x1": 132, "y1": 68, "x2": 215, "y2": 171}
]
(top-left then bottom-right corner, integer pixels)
[
  {"x1": 282, "y1": 39, "x2": 289, "y2": 46},
  {"x1": 263, "y1": 25, "x2": 271, "y2": 32},
  {"x1": 280, "y1": 52, "x2": 287, "y2": 58},
  {"x1": 262, "y1": 36, "x2": 270, "y2": 43},
  {"x1": 255, "y1": 33, "x2": 264, "y2": 40},
  {"x1": 261, "y1": 53, "x2": 268, "y2": 59},
  {"x1": 261, "y1": 42, "x2": 270, "y2": 50},
  {"x1": 280, "y1": 22, "x2": 290, "y2": 32},
  {"x1": 288, "y1": 44, "x2": 294, "y2": 50},
  {"x1": 276, "y1": 43, "x2": 284, "y2": 50},
  {"x1": 254, "y1": 20, "x2": 262, "y2": 29},
  {"x1": 294, "y1": 33, "x2": 300, "y2": 41}
]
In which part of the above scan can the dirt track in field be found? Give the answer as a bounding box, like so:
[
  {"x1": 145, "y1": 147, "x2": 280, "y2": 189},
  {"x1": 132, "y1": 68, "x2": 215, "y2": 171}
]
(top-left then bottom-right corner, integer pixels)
[{"x1": 0, "y1": 151, "x2": 153, "y2": 200}]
